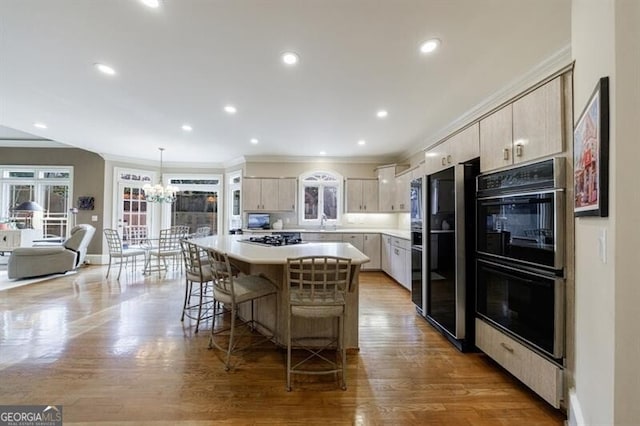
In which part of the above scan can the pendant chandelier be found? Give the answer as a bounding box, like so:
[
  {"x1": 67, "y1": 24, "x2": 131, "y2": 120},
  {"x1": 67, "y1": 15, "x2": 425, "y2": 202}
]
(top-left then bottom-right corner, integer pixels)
[{"x1": 143, "y1": 147, "x2": 179, "y2": 203}]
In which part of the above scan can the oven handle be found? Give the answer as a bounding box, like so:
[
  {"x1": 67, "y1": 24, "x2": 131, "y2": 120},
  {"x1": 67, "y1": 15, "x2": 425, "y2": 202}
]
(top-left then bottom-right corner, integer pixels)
[
  {"x1": 477, "y1": 188, "x2": 564, "y2": 201},
  {"x1": 477, "y1": 258, "x2": 563, "y2": 282}
]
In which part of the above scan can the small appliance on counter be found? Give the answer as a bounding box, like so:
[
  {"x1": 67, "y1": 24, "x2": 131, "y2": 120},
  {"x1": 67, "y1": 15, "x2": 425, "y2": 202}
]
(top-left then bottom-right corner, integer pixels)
[
  {"x1": 272, "y1": 219, "x2": 283, "y2": 230},
  {"x1": 247, "y1": 213, "x2": 271, "y2": 230}
]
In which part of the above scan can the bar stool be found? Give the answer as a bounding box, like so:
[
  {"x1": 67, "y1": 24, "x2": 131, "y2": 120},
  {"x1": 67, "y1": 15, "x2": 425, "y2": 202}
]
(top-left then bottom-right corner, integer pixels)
[
  {"x1": 207, "y1": 248, "x2": 277, "y2": 370},
  {"x1": 180, "y1": 240, "x2": 215, "y2": 333},
  {"x1": 285, "y1": 255, "x2": 351, "y2": 391}
]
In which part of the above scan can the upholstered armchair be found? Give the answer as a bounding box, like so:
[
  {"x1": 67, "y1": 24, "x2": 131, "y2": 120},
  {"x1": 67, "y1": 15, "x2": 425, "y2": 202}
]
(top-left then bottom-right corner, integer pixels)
[{"x1": 7, "y1": 224, "x2": 96, "y2": 279}]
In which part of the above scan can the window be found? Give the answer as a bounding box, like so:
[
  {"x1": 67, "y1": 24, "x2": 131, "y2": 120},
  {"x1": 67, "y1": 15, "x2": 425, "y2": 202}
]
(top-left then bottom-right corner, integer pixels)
[
  {"x1": 227, "y1": 171, "x2": 242, "y2": 231},
  {"x1": 166, "y1": 174, "x2": 222, "y2": 235},
  {"x1": 299, "y1": 171, "x2": 342, "y2": 225},
  {"x1": 0, "y1": 166, "x2": 73, "y2": 237}
]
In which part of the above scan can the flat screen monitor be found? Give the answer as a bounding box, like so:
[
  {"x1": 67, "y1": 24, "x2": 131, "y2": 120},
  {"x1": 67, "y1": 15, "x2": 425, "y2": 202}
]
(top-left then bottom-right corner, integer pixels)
[{"x1": 247, "y1": 213, "x2": 270, "y2": 229}]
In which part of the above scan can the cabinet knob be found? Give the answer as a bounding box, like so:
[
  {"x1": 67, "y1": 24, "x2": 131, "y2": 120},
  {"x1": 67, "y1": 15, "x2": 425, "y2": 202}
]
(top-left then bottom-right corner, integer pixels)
[
  {"x1": 503, "y1": 148, "x2": 510, "y2": 161},
  {"x1": 515, "y1": 144, "x2": 523, "y2": 157}
]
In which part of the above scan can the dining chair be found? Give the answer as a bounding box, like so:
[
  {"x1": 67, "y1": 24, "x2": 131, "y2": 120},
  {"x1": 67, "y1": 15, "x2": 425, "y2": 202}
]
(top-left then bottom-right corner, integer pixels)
[
  {"x1": 147, "y1": 228, "x2": 182, "y2": 276},
  {"x1": 207, "y1": 248, "x2": 277, "y2": 371},
  {"x1": 285, "y1": 255, "x2": 352, "y2": 391},
  {"x1": 123, "y1": 225, "x2": 149, "y2": 246},
  {"x1": 104, "y1": 228, "x2": 146, "y2": 280},
  {"x1": 180, "y1": 239, "x2": 215, "y2": 333}
]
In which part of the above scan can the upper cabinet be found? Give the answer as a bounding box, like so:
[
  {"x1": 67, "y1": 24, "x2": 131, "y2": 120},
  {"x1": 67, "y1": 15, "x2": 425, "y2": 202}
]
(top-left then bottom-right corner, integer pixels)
[
  {"x1": 425, "y1": 123, "x2": 480, "y2": 175},
  {"x1": 394, "y1": 170, "x2": 411, "y2": 212},
  {"x1": 377, "y1": 165, "x2": 396, "y2": 212},
  {"x1": 243, "y1": 177, "x2": 296, "y2": 211},
  {"x1": 345, "y1": 178, "x2": 379, "y2": 213},
  {"x1": 480, "y1": 76, "x2": 563, "y2": 173},
  {"x1": 377, "y1": 164, "x2": 409, "y2": 212}
]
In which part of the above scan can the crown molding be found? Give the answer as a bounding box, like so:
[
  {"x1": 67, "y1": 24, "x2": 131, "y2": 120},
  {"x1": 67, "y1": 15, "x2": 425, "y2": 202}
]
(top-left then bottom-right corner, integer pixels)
[
  {"x1": 399, "y1": 44, "x2": 572, "y2": 160},
  {"x1": 0, "y1": 139, "x2": 67, "y2": 148},
  {"x1": 242, "y1": 154, "x2": 396, "y2": 164}
]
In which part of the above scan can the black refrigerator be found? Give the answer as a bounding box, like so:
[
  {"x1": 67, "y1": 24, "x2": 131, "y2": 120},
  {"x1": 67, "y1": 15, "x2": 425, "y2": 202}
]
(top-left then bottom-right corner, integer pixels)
[{"x1": 424, "y1": 159, "x2": 479, "y2": 352}]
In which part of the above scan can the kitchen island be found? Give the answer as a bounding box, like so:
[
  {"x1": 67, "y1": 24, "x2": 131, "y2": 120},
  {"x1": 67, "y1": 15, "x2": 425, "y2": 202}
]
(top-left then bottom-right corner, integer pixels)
[{"x1": 191, "y1": 235, "x2": 370, "y2": 349}]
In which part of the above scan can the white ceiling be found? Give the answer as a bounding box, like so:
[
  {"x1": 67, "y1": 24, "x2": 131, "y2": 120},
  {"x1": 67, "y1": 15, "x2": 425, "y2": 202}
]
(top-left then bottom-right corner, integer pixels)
[{"x1": 0, "y1": 0, "x2": 571, "y2": 166}]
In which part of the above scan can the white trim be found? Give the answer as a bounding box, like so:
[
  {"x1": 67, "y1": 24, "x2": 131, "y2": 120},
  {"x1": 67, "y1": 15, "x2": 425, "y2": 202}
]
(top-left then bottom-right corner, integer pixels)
[
  {"x1": 298, "y1": 170, "x2": 343, "y2": 226},
  {"x1": 568, "y1": 389, "x2": 585, "y2": 426}
]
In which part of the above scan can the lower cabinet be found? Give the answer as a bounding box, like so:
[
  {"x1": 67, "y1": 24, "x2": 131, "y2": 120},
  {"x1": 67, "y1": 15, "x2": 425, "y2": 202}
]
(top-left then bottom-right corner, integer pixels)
[
  {"x1": 342, "y1": 233, "x2": 380, "y2": 271},
  {"x1": 381, "y1": 234, "x2": 410, "y2": 290},
  {"x1": 475, "y1": 318, "x2": 563, "y2": 408}
]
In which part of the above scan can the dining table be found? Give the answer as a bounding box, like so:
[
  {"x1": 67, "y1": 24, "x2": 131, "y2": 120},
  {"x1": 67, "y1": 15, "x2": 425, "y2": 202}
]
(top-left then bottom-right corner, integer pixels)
[{"x1": 190, "y1": 234, "x2": 370, "y2": 349}]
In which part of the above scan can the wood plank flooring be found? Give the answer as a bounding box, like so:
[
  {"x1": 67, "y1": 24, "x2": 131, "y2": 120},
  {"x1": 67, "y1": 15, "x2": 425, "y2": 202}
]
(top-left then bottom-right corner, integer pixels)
[{"x1": 0, "y1": 266, "x2": 566, "y2": 425}]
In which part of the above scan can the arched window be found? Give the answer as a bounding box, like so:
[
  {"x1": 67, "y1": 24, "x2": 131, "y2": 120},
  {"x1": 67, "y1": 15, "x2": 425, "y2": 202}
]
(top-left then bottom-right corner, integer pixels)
[{"x1": 299, "y1": 171, "x2": 342, "y2": 225}]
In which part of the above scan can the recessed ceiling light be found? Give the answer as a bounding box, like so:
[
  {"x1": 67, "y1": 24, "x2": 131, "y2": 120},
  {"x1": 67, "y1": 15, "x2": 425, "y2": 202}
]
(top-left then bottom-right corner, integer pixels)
[
  {"x1": 139, "y1": 0, "x2": 160, "y2": 8},
  {"x1": 376, "y1": 110, "x2": 388, "y2": 118},
  {"x1": 34, "y1": 122, "x2": 47, "y2": 129},
  {"x1": 181, "y1": 124, "x2": 192, "y2": 132},
  {"x1": 419, "y1": 38, "x2": 441, "y2": 54},
  {"x1": 319, "y1": 151, "x2": 326, "y2": 156},
  {"x1": 250, "y1": 138, "x2": 259, "y2": 144},
  {"x1": 282, "y1": 52, "x2": 299, "y2": 65},
  {"x1": 358, "y1": 140, "x2": 366, "y2": 146},
  {"x1": 94, "y1": 63, "x2": 116, "y2": 75},
  {"x1": 224, "y1": 105, "x2": 237, "y2": 114}
]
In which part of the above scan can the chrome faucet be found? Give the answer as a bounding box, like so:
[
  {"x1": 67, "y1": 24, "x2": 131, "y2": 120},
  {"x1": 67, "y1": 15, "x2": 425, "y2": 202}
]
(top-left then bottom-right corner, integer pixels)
[{"x1": 320, "y1": 213, "x2": 327, "y2": 230}]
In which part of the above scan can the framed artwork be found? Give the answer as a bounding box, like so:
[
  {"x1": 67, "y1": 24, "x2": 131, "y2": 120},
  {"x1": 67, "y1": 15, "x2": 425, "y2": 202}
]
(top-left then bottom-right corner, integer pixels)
[
  {"x1": 77, "y1": 196, "x2": 95, "y2": 210},
  {"x1": 573, "y1": 76, "x2": 609, "y2": 217}
]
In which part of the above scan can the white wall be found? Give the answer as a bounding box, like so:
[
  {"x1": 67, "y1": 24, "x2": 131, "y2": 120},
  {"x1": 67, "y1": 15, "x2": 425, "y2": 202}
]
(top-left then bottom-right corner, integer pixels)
[
  {"x1": 612, "y1": 1, "x2": 640, "y2": 423},
  {"x1": 571, "y1": 0, "x2": 640, "y2": 424}
]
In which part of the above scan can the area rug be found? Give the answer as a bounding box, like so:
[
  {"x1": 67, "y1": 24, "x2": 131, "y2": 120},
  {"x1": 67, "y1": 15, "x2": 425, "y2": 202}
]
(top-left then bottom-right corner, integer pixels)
[{"x1": 0, "y1": 270, "x2": 76, "y2": 292}]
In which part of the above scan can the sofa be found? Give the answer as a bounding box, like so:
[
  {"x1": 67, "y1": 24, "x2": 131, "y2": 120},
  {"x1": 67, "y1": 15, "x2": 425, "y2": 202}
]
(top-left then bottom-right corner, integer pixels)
[{"x1": 7, "y1": 224, "x2": 96, "y2": 279}]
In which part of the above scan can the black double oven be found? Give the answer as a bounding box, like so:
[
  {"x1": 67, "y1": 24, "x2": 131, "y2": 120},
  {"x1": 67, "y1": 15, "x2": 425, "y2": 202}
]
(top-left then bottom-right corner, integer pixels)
[{"x1": 476, "y1": 158, "x2": 565, "y2": 361}]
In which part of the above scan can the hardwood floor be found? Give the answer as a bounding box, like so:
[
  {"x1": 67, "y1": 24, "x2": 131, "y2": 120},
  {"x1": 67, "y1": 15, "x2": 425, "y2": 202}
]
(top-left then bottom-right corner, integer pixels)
[{"x1": 0, "y1": 266, "x2": 566, "y2": 425}]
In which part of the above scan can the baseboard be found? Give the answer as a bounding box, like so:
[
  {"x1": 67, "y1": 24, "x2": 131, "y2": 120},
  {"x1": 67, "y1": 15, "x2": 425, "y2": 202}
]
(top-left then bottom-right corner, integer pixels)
[
  {"x1": 85, "y1": 254, "x2": 108, "y2": 265},
  {"x1": 568, "y1": 389, "x2": 585, "y2": 426}
]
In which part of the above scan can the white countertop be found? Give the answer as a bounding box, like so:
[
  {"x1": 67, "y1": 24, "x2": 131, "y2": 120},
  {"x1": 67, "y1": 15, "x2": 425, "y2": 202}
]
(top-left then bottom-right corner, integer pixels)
[
  {"x1": 191, "y1": 235, "x2": 370, "y2": 265},
  {"x1": 242, "y1": 228, "x2": 411, "y2": 240}
]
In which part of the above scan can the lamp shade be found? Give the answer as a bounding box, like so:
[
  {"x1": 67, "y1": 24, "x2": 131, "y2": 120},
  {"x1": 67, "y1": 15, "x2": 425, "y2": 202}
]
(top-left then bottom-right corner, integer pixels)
[{"x1": 13, "y1": 201, "x2": 44, "y2": 212}]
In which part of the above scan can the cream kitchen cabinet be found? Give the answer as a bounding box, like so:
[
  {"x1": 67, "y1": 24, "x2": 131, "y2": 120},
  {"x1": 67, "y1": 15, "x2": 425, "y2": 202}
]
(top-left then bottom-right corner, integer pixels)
[
  {"x1": 302, "y1": 232, "x2": 342, "y2": 243},
  {"x1": 243, "y1": 177, "x2": 296, "y2": 211},
  {"x1": 342, "y1": 233, "x2": 380, "y2": 271},
  {"x1": 377, "y1": 165, "x2": 396, "y2": 212},
  {"x1": 377, "y1": 164, "x2": 410, "y2": 212},
  {"x1": 479, "y1": 76, "x2": 563, "y2": 173},
  {"x1": 381, "y1": 234, "x2": 410, "y2": 289},
  {"x1": 475, "y1": 318, "x2": 563, "y2": 408},
  {"x1": 394, "y1": 170, "x2": 411, "y2": 212},
  {"x1": 345, "y1": 179, "x2": 378, "y2": 213},
  {"x1": 425, "y1": 123, "x2": 480, "y2": 175}
]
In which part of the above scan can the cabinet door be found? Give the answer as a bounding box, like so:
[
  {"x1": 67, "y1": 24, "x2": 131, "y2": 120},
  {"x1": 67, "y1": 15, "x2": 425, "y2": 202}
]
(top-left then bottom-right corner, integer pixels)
[
  {"x1": 451, "y1": 122, "x2": 480, "y2": 164},
  {"x1": 361, "y1": 180, "x2": 379, "y2": 212},
  {"x1": 345, "y1": 179, "x2": 363, "y2": 212},
  {"x1": 277, "y1": 178, "x2": 296, "y2": 211},
  {"x1": 363, "y1": 233, "x2": 381, "y2": 270},
  {"x1": 425, "y1": 139, "x2": 450, "y2": 175},
  {"x1": 377, "y1": 167, "x2": 396, "y2": 211},
  {"x1": 395, "y1": 172, "x2": 410, "y2": 212},
  {"x1": 243, "y1": 178, "x2": 263, "y2": 211},
  {"x1": 260, "y1": 179, "x2": 279, "y2": 211},
  {"x1": 513, "y1": 77, "x2": 563, "y2": 164},
  {"x1": 480, "y1": 104, "x2": 513, "y2": 172},
  {"x1": 381, "y1": 235, "x2": 392, "y2": 274},
  {"x1": 342, "y1": 233, "x2": 364, "y2": 251}
]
